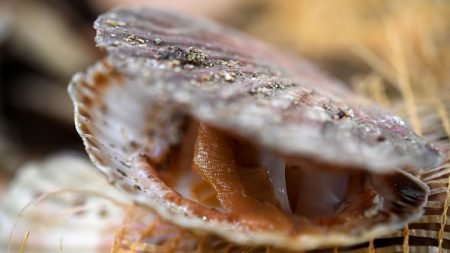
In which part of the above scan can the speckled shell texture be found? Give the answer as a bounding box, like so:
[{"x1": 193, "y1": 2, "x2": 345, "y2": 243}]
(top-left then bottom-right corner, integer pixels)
[
  {"x1": 94, "y1": 8, "x2": 442, "y2": 173},
  {"x1": 68, "y1": 7, "x2": 445, "y2": 251}
]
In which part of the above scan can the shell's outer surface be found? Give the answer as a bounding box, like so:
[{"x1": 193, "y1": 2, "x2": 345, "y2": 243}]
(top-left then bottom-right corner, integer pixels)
[
  {"x1": 93, "y1": 8, "x2": 443, "y2": 173},
  {"x1": 0, "y1": 154, "x2": 130, "y2": 253},
  {"x1": 70, "y1": 58, "x2": 432, "y2": 251}
]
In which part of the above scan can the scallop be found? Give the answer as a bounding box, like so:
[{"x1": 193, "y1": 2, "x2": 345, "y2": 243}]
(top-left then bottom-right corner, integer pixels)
[{"x1": 68, "y1": 7, "x2": 444, "y2": 251}]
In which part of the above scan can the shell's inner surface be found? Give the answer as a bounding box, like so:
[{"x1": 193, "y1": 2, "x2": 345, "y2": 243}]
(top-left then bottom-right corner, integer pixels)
[
  {"x1": 191, "y1": 122, "x2": 361, "y2": 222},
  {"x1": 286, "y1": 166, "x2": 355, "y2": 218},
  {"x1": 155, "y1": 117, "x2": 426, "y2": 232}
]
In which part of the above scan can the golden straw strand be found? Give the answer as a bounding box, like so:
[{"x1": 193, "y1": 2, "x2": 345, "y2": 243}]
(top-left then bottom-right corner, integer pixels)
[
  {"x1": 18, "y1": 231, "x2": 30, "y2": 253},
  {"x1": 433, "y1": 99, "x2": 450, "y2": 253},
  {"x1": 369, "y1": 239, "x2": 375, "y2": 253},
  {"x1": 386, "y1": 25, "x2": 422, "y2": 136},
  {"x1": 333, "y1": 246, "x2": 339, "y2": 253}
]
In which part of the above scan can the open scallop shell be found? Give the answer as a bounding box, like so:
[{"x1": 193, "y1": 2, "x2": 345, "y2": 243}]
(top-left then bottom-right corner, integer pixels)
[{"x1": 68, "y1": 8, "x2": 445, "y2": 251}]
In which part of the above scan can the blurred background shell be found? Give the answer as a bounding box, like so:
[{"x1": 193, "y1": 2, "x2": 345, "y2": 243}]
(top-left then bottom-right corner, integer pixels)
[{"x1": 0, "y1": 154, "x2": 131, "y2": 253}]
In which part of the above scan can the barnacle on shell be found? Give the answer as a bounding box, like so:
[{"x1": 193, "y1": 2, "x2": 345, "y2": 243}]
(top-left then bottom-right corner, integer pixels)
[{"x1": 69, "y1": 7, "x2": 444, "y2": 251}]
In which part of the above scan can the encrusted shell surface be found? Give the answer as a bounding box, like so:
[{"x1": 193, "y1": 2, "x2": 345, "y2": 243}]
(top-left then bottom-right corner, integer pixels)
[
  {"x1": 94, "y1": 8, "x2": 442, "y2": 173},
  {"x1": 68, "y1": 7, "x2": 446, "y2": 251}
]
